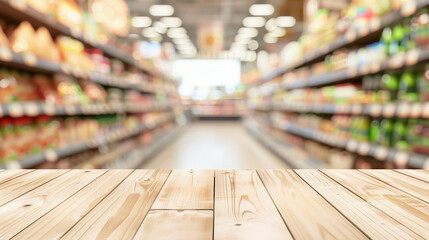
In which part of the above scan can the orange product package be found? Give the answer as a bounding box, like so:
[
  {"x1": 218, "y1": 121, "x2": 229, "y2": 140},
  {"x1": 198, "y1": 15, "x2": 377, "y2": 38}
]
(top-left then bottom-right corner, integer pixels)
[{"x1": 10, "y1": 21, "x2": 36, "y2": 54}]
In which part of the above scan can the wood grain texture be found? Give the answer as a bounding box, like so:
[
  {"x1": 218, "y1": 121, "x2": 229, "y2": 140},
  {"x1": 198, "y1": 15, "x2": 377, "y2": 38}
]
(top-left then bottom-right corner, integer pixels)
[
  {"x1": 0, "y1": 170, "x2": 67, "y2": 206},
  {"x1": 133, "y1": 210, "x2": 213, "y2": 240},
  {"x1": 152, "y1": 169, "x2": 214, "y2": 209},
  {"x1": 258, "y1": 169, "x2": 367, "y2": 240},
  {"x1": 0, "y1": 170, "x2": 105, "y2": 239},
  {"x1": 395, "y1": 170, "x2": 429, "y2": 182},
  {"x1": 296, "y1": 170, "x2": 423, "y2": 240},
  {"x1": 322, "y1": 170, "x2": 429, "y2": 238},
  {"x1": 0, "y1": 169, "x2": 33, "y2": 185},
  {"x1": 214, "y1": 170, "x2": 293, "y2": 240},
  {"x1": 12, "y1": 170, "x2": 133, "y2": 240},
  {"x1": 361, "y1": 170, "x2": 429, "y2": 202},
  {"x1": 61, "y1": 169, "x2": 171, "y2": 240}
]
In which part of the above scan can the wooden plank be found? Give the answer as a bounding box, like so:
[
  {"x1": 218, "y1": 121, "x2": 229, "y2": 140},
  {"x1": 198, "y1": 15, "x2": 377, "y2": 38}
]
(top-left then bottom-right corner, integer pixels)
[
  {"x1": 0, "y1": 169, "x2": 33, "y2": 185},
  {"x1": 258, "y1": 169, "x2": 367, "y2": 240},
  {"x1": 12, "y1": 170, "x2": 133, "y2": 240},
  {"x1": 214, "y1": 170, "x2": 293, "y2": 240},
  {"x1": 322, "y1": 170, "x2": 429, "y2": 238},
  {"x1": 0, "y1": 170, "x2": 68, "y2": 206},
  {"x1": 0, "y1": 169, "x2": 105, "y2": 239},
  {"x1": 61, "y1": 169, "x2": 171, "y2": 240},
  {"x1": 133, "y1": 210, "x2": 213, "y2": 240},
  {"x1": 361, "y1": 170, "x2": 429, "y2": 202},
  {"x1": 152, "y1": 170, "x2": 214, "y2": 209},
  {"x1": 395, "y1": 170, "x2": 429, "y2": 182},
  {"x1": 296, "y1": 170, "x2": 423, "y2": 240}
]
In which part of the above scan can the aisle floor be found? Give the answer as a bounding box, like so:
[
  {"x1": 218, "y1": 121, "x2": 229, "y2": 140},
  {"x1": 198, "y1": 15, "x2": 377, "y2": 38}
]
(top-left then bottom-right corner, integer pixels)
[{"x1": 141, "y1": 121, "x2": 290, "y2": 169}]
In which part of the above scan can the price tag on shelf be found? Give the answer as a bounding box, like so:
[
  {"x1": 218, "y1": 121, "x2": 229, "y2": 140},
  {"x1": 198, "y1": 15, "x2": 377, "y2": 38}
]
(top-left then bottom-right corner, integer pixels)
[
  {"x1": 394, "y1": 152, "x2": 409, "y2": 168},
  {"x1": 8, "y1": 103, "x2": 23, "y2": 117},
  {"x1": 70, "y1": 27, "x2": 82, "y2": 39},
  {"x1": 352, "y1": 104, "x2": 363, "y2": 115},
  {"x1": 45, "y1": 149, "x2": 58, "y2": 162},
  {"x1": 357, "y1": 143, "x2": 370, "y2": 155},
  {"x1": 375, "y1": 146, "x2": 388, "y2": 161},
  {"x1": 345, "y1": 30, "x2": 356, "y2": 42},
  {"x1": 410, "y1": 103, "x2": 422, "y2": 118},
  {"x1": 6, "y1": 161, "x2": 22, "y2": 169},
  {"x1": 405, "y1": 49, "x2": 419, "y2": 66},
  {"x1": 43, "y1": 104, "x2": 56, "y2": 116},
  {"x1": 22, "y1": 53, "x2": 37, "y2": 66},
  {"x1": 370, "y1": 18, "x2": 381, "y2": 31},
  {"x1": 389, "y1": 53, "x2": 405, "y2": 69},
  {"x1": 370, "y1": 62, "x2": 381, "y2": 73},
  {"x1": 401, "y1": 0, "x2": 417, "y2": 16},
  {"x1": 65, "y1": 105, "x2": 77, "y2": 115},
  {"x1": 423, "y1": 159, "x2": 429, "y2": 170},
  {"x1": 0, "y1": 46, "x2": 13, "y2": 62},
  {"x1": 9, "y1": 0, "x2": 27, "y2": 10},
  {"x1": 423, "y1": 102, "x2": 429, "y2": 118},
  {"x1": 358, "y1": 26, "x2": 369, "y2": 37},
  {"x1": 370, "y1": 104, "x2": 382, "y2": 117},
  {"x1": 346, "y1": 140, "x2": 358, "y2": 152},
  {"x1": 24, "y1": 103, "x2": 39, "y2": 116},
  {"x1": 383, "y1": 103, "x2": 396, "y2": 118},
  {"x1": 397, "y1": 103, "x2": 410, "y2": 118}
]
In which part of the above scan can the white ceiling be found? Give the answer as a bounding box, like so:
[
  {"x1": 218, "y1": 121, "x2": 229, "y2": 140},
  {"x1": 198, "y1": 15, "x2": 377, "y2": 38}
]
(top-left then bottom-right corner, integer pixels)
[{"x1": 125, "y1": 0, "x2": 302, "y2": 51}]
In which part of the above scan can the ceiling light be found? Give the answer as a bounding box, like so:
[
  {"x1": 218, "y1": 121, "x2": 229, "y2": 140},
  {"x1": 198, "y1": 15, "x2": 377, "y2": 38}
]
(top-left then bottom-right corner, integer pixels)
[
  {"x1": 149, "y1": 5, "x2": 174, "y2": 16},
  {"x1": 270, "y1": 27, "x2": 286, "y2": 37},
  {"x1": 167, "y1": 28, "x2": 187, "y2": 38},
  {"x1": 128, "y1": 33, "x2": 139, "y2": 39},
  {"x1": 173, "y1": 38, "x2": 191, "y2": 44},
  {"x1": 142, "y1": 27, "x2": 159, "y2": 38},
  {"x1": 248, "y1": 40, "x2": 259, "y2": 50},
  {"x1": 246, "y1": 50, "x2": 257, "y2": 62},
  {"x1": 153, "y1": 21, "x2": 167, "y2": 34},
  {"x1": 265, "y1": 18, "x2": 277, "y2": 31},
  {"x1": 131, "y1": 16, "x2": 152, "y2": 28},
  {"x1": 238, "y1": 27, "x2": 258, "y2": 38},
  {"x1": 149, "y1": 35, "x2": 162, "y2": 42},
  {"x1": 161, "y1": 17, "x2": 182, "y2": 28},
  {"x1": 249, "y1": 4, "x2": 274, "y2": 16},
  {"x1": 276, "y1": 16, "x2": 296, "y2": 27},
  {"x1": 234, "y1": 36, "x2": 251, "y2": 44},
  {"x1": 242, "y1": 17, "x2": 266, "y2": 28},
  {"x1": 263, "y1": 33, "x2": 277, "y2": 43}
]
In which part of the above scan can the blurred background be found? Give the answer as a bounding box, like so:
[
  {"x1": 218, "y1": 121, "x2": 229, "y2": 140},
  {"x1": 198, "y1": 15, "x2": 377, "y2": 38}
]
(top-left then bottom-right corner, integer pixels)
[{"x1": 0, "y1": 0, "x2": 428, "y2": 169}]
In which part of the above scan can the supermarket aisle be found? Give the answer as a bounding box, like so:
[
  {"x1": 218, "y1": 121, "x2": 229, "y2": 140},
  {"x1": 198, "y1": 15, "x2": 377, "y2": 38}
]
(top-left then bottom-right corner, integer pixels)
[{"x1": 141, "y1": 121, "x2": 290, "y2": 169}]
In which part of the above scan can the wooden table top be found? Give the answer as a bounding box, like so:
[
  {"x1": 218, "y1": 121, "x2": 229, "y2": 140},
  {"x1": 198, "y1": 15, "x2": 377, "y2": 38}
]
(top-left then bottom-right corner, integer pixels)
[{"x1": 0, "y1": 169, "x2": 428, "y2": 240}]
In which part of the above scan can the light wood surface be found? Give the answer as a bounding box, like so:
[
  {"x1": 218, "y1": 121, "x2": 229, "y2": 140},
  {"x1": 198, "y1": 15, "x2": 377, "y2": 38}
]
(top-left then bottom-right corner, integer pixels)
[
  {"x1": 0, "y1": 169, "x2": 33, "y2": 184},
  {"x1": 214, "y1": 170, "x2": 293, "y2": 240},
  {"x1": 296, "y1": 170, "x2": 423, "y2": 240},
  {"x1": 0, "y1": 169, "x2": 67, "y2": 206},
  {"x1": 0, "y1": 169, "x2": 427, "y2": 240},
  {"x1": 322, "y1": 170, "x2": 429, "y2": 238},
  {"x1": 61, "y1": 169, "x2": 171, "y2": 240},
  {"x1": 0, "y1": 170, "x2": 105, "y2": 239},
  {"x1": 152, "y1": 170, "x2": 214, "y2": 209},
  {"x1": 395, "y1": 169, "x2": 429, "y2": 182},
  {"x1": 134, "y1": 210, "x2": 213, "y2": 240},
  {"x1": 13, "y1": 170, "x2": 133, "y2": 240},
  {"x1": 258, "y1": 169, "x2": 367, "y2": 240},
  {"x1": 361, "y1": 170, "x2": 429, "y2": 202}
]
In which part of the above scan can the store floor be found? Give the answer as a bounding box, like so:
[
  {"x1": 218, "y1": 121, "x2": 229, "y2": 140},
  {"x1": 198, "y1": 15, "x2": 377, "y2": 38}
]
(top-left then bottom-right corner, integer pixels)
[{"x1": 141, "y1": 121, "x2": 290, "y2": 169}]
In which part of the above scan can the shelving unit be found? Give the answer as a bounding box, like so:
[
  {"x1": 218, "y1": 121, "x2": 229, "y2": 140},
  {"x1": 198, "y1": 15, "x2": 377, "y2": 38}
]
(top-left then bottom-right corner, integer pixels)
[
  {"x1": 0, "y1": 115, "x2": 176, "y2": 169},
  {"x1": 0, "y1": 0, "x2": 183, "y2": 169},
  {"x1": 246, "y1": 0, "x2": 429, "y2": 169},
  {"x1": 252, "y1": 0, "x2": 429, "y2": 86},
  {"x1": 0, "y1": 0, "x2": 173, "y2": 82}
]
